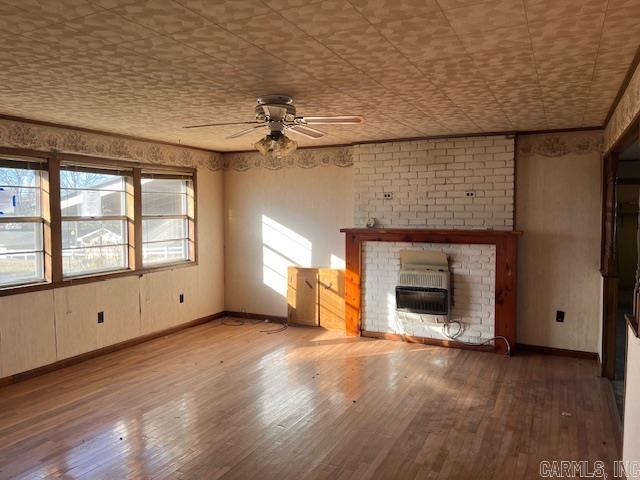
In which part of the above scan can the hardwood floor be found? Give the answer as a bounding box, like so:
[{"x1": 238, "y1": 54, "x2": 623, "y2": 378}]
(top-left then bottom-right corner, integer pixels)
[{"x1": 0, "y1": 319, "x2": 621, "y2": 479}]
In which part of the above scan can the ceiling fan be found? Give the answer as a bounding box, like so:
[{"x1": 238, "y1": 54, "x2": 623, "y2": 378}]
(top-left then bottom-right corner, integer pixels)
[{"x1": 183, "y1": 95, "x2": 364, "y2": 157}]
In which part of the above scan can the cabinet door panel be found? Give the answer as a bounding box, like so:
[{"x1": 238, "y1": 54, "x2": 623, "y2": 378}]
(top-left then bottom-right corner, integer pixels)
[
  {"x1": 319, "y1": 269, "x2": 345, "y2": 331},
  {"x1": 288, "y1": 267, "x2": 318, "y2": 326}
]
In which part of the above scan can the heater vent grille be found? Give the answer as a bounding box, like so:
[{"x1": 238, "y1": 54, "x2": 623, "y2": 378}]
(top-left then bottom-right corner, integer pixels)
[
  {"x1": 395, "y1": 287, "x2": 449, "y2": 316},
  {"x1": 398, "y1": 270, "x2": 447, "y2": 289}
]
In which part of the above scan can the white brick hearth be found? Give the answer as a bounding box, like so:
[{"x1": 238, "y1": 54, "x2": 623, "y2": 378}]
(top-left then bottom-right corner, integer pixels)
[
  {"x1": 362, "y1": 241, "x2": 496, "y2": 343},
  {"x1": 353, "y1": 135, "x2": 515, "y2": 230}
]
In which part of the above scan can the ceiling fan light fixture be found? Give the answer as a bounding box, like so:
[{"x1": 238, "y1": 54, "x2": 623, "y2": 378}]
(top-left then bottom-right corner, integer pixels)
[
  {"x1": 253, "y1": 132, "x2": 298, "y2": 158},
  {"x1": 276, "y1": 134, "x2": 297, "y2": 157},
  {"x1": 254, "y1": 136, "x2": 272, "y2": 156}
]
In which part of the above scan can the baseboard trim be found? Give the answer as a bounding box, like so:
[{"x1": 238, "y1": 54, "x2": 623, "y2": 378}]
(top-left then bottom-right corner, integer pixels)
[
  {"x1": 224, "y1": 310, "x2": 288, "y2": 324},
  {"x1": 516, "y1": 343, "x2": 598, "y2": 360},
  {"x1": 0, "y1": 311, "x2": 226, "y2": 387},
  {"x1": 361, "y1": 330, "x2": 494, "y2": 353}
]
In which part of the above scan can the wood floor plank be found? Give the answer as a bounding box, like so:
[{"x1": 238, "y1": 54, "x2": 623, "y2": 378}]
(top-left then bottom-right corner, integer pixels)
[{"x1": 0, "y1": 319, "x2": 621, "y2": 479}]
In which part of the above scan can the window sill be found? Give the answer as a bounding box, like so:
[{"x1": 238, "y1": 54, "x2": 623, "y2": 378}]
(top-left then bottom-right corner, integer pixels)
[{"x1": 0, "y1": 260, "x2": 197, "y2": 297}]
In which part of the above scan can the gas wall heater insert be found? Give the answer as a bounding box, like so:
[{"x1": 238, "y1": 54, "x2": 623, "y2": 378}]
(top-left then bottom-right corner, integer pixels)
[{"x1": 396, "y1": 250, "x2": 451, "y2": 316}]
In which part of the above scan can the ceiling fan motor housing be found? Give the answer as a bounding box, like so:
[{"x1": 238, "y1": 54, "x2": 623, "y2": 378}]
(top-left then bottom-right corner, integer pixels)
[{"x1": 255, "y1": 95, "x2": 297, "y2": 124}]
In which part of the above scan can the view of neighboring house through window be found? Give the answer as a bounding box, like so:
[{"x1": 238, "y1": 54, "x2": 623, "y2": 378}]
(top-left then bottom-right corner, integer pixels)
[
  {"x1": 0, "y1": 157, "x2": 47, "y2": 287},
  {"x1": 61, "y1": 165, "x2": 131, "y2": 277},
  {"x1": 142, "y1": 173, "x2": 193, "y2": 266}
]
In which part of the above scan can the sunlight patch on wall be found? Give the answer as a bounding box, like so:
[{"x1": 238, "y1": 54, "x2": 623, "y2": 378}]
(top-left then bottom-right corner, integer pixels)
[
  {"x1": 330, "y1": 254, "x2": 345, "y2": 269},
  {"x1": 262, "y1": 215, "x2": 312, "y2": 296}
]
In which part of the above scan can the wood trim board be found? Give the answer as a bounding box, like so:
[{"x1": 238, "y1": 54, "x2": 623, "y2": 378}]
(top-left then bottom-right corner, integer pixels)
[{"x1": 516, "y1": 343, "x2": 599, "y2": 360}]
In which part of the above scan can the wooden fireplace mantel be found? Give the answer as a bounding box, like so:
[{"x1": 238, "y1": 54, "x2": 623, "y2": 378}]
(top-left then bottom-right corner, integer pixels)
[{"x1": 340, "y1": 228, "x2": 522, "y2": 354}]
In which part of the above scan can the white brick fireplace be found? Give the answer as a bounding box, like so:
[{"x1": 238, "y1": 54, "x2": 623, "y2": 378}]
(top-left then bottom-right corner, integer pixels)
[
  {"x1": 351, "y1": 135, "x2": 516, "y2": 346},
  {"x1": 362, "y1": 241, "x2": 496, "y2": 343}
]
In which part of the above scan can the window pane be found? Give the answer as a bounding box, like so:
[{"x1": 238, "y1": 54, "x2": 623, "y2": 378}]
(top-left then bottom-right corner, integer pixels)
[
  {"x1": 63, "y1": 245, "x2": 127, "y2": 277},
  {"x1": 142, "y1": 218, "x2": 187, "y2": 243},
  {"x1": 0, "y1": 252, "x2": 44, "y2": 287},
  {"x1": 0, "y1": 167, "x2": 38, "y2": 187},
  {"x1": 142, "y1": 192, "x2": 187, "y2": 216},
  {"x1": 143, "y1": 239, "x2": 188, "y2": 266},
  {"x1": 142, "y1": 178, "x2": 186, "y2": 194},
  {"x1": 62, "y1": 220, "x2": 126, "y2": 249},
  {"x1": 0, "y1": 186, "x2": 40, "y2": 217},
  {"x1": 0, "y1": 222, "x2": 43, "y2": 253},
  {"x1": 61, "y1": 189, "x2": 125, "y2": 217},
  {"x1": 60, "y1": 170, "x2": 124, "y2": 191}
]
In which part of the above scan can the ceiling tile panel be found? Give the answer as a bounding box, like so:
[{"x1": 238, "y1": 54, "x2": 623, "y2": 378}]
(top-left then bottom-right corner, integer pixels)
[
  {"x1": 174, "y1": 0, "x2": 271, "y2": 22},
  {"x1": 171, "y1": 25, "x2": 259, "y2": 60},
  {"x1": 262, "y1": 0, "x2": 323, "y2": 9},
  {"x1": 64, "y1": 10, "x2": 160, "y2": 45},
  {"x1": 524, "y1": 0, "x2": 607, "y2": 23},
  {"x1": 528, "y1": 13, "x2": 604, "y2": 56},
  {"x1": 0, "y1": 2, "x2": 54, "y2": 34},
  {"x1": 2, "y1": 0, "x2": 102, "y2": 22},
  {"x1": 458, "y1": 24, "x2": 532, "y2": 55},
  {"x1": 443, "y1": 0, "x2": 527, "y2": 34},
  {"x1": 221, "y1": 11, "x2": 301, "y2": 45},
  {"x1": 349, "y1": 0, "x2": 441, "y2": 24},
  {"x1": 112, "y1": 0, "x2": 210, "y2": 34},
  {"x1": 21, "y1": 24, "x2": 115, "y2": 50},
  {"x1": 377, "y1": 13, "x2": 464, "y2": 62},
  {"x1": 278, "y1": 0, "x2": 371, "y2": 36}
]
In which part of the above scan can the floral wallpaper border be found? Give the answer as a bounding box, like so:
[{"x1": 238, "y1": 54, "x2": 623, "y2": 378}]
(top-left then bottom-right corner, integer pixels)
[
  {"x1": 517, "y1": 130, "x2": 603, "y2": 158},
  {"x1": 222, "y1": 146, "x2": 353, "y2": 171},
  {"x1": 5, "y1": 117, "x2": 609, "y2": 170},
  {"x1": 0, "y1": 118, "x2": 224, "y2": 171},
  {"x1": 0, "y1": 118, "x2": 355, "y2": 172},
  {"x1": 604, "y1": 61, "x2": 640, "y2": 153}
]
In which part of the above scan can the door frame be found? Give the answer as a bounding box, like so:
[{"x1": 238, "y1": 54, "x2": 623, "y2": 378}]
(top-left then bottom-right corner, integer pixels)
[{"x1": 601, "y1": 117, "x2": 640, "y2": 379}]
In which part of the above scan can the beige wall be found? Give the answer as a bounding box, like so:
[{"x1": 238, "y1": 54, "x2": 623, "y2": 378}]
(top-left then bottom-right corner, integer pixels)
[
  {"x1": 516, "y1": 132, "x2": 603, "y2": 352},
  {"x1": 224, "y1": 165, "x2": 353, "y2": 317},
  {"x1": 0, "y1": 168, "x2": 225, "y2": 378}
]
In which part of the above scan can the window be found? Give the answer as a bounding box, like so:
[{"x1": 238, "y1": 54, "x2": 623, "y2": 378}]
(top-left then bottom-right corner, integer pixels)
[
  {"x1": 141, "y1": 173, "x2": 194, "y2": 266},
  {"x1": 0, "y1": 149, "x2": 197, "y2": 293},
  {"x1": 60, "y1": 165, "x2": 132, "y2": 277},
  {"x1": 0, "y1": 157, "x2": 47, "y2": 287}
]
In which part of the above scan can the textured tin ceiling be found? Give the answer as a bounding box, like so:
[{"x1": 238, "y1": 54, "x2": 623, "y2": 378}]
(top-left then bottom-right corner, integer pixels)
[{"x1": 0, "y1": 0, "x2": 639, "y2": 151}]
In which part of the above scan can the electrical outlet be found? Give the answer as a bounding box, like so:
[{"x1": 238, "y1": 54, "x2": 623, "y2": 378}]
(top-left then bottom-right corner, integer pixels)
[
  {"x1": 383, "y1": 192, "x2": 393, "y2": 199},
  {"x1": 556, "y1": 310, "x2": 565, "y2": 322},
  {"x1": 465, "y1": 191, "x2": 476, "y2": 197},
  {"x1": 179, "y1": 293, "x2": 184, "y2": 304},
  {"x1": 97, "y1": 311, "x2": 104, "y2": 324}
]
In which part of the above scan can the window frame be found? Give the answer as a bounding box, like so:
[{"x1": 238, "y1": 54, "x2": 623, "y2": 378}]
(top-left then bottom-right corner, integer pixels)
[
  {"x1": 60, "y1": 163, "x2": 133, "y2": 278},
  {"x1": 0, "y1": 156, "x2": 49, "y2": 288},
  {"x1": 0, "y1": 148, "x2": 198, "y2": 296},
  {"x1": 140, "y1": 172, "x2": 195, "y2": 267}
]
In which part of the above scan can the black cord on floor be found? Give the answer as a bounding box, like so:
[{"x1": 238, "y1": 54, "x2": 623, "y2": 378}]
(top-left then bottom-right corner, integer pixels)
[
  {"x1": 221, "y1": 315, "x2": 287, "y2": 333},
  {"x1": 222, "y1": 318, "x2": 245, "y2": 326},
  {"x1": 260, "y1": 322, "x2": 288, "y2": 334}
]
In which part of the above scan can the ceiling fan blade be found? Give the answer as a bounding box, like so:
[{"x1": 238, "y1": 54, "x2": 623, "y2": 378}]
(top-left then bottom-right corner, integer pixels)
[
  {"x1": 226, "y1": 125, "x2": 266, "y2": 139},
  {"x1": 287, "y1": 125, "x2": 326, "y2": 139},
  {"x1": 183, "y1": 121, "x2": 260, "y2": 129},
  {"x1": 299, "y1": 115, "x2": 364, "y2": 125}
]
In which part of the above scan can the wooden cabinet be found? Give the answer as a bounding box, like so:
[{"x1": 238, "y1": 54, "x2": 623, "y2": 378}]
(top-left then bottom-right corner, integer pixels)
[{"x1": 287, "y1": 267, "x2": 345, "y2": 331}]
